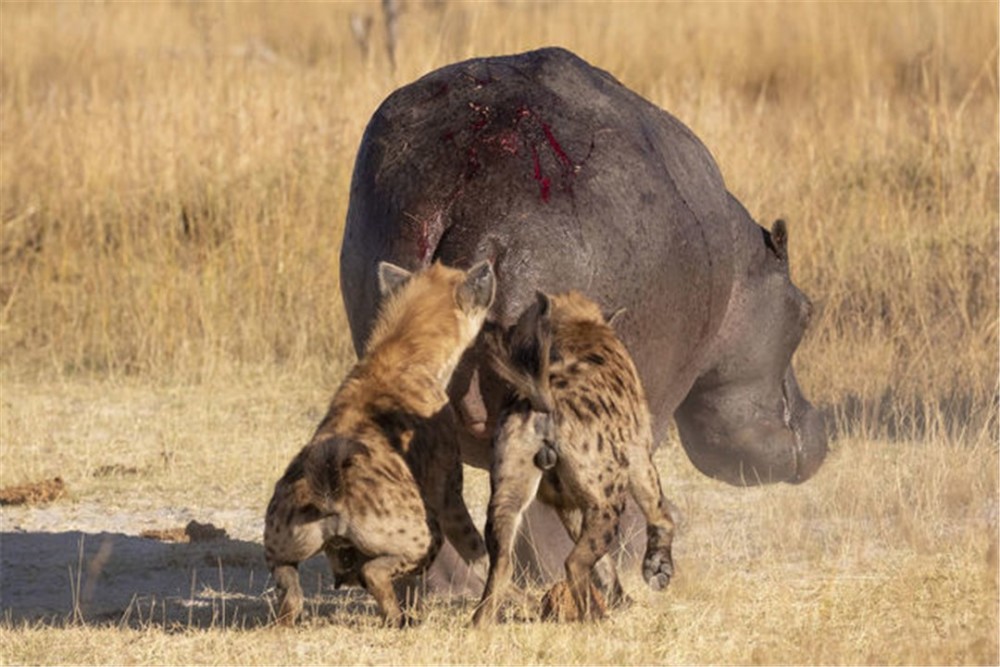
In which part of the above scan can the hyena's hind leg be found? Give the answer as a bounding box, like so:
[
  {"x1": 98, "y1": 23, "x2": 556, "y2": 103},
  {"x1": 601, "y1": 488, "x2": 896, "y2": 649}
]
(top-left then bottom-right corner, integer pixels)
[
  {"x1": 543, "y1": 504, "x2": 615, "y2": 621},
  {"x1": 627, "y1": 443, "x2": 675, "y2": 591},
  {"x1": 271, "y1": 563, "x2": 304, "y2": 625},
  {"x1": 264, "y1": 485, "x2": 324, "y2": 626},
  {"x1": 360, "y1": 554, "x2": 423, "y2": 628},
  {"x1": 551, "y1": 505, "x2": 629, "y2": 609},
  {"x1": 472, "y1": 414, "x2": 546, "y2": 626}
]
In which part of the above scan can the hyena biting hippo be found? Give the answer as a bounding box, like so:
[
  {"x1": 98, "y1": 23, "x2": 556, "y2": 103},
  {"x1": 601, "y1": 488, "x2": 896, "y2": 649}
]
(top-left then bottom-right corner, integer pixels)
[
  {"x1": 264, "y1": 260, "x2": 494, "y2": 627},
  {"x1": 472, "y1": 291, "x2": 675, "y2": 624}
]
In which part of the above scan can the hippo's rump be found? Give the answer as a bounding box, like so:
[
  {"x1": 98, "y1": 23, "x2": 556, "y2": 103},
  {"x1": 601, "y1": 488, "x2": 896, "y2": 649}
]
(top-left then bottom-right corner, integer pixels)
[{"x1": 342, "y1": 47, "x2": 741, "y2": 428}]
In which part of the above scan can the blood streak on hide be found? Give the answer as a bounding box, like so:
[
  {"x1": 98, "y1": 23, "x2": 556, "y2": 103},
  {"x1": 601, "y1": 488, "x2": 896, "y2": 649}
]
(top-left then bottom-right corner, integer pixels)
[
  {"x1": 540, "y1": 121, "x2": 572, "y2": 168},
  {"x1": 531, "y1": 145, "x2": 552, "y2": 202}
]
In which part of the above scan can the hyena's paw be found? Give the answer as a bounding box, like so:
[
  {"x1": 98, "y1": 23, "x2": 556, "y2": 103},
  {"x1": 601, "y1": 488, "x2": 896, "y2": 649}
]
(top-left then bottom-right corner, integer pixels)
[
  {"x1": 540, "y1": 580, "x2": 607, "y2": 622},
  {"x1": 500, "y1": 585, "x2": 542, "y2": 623},
  {"x1": 606, "y1": 590, "x2": 634, "y2": 610},
  {"x1": 272, "y1": 565, "x2": 304, "y2": 626},
  {"x1": 387, "y1": 610, "x2": 422, "y2": 629},
  {"x1": 642, "y1": 547, "x2": 674, "y2": 591},
  {"x1": 274, "y1": 587, "x2": 305, "y2": 626},
  {"x1": 592, "y1": 560, "x2": 630, "y2": 609}
]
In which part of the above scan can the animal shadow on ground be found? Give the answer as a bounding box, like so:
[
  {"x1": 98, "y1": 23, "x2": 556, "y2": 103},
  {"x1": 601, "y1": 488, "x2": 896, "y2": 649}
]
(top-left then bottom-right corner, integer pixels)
[{"x1": 0, "y1": 531, "x2": 376, "y2": 629}]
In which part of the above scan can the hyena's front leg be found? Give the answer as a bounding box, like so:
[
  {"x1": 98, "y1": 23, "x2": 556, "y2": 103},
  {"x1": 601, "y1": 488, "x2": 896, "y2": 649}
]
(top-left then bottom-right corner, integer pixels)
[
  {"x1": 628, "y1": 442, "x2": 675, "y2": 591},
  {"x1": 472, "y1": 413, "x2": 545, "y2": 626},
  {"x1": 412, "y1": 410, "x2": 487, "y2": 567},
  {"x1": 440, "y1": 460, "x2": 488, "y2": 564}
]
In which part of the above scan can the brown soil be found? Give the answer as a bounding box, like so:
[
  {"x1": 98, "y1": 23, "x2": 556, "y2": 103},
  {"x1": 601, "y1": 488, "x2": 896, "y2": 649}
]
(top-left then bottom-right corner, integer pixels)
[{"x1": 140, "y1": 520, "x2": 228, "y2": 543}]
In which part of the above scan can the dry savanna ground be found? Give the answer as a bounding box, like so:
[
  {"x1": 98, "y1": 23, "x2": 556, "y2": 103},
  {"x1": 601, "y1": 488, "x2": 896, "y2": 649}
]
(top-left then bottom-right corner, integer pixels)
[{"x1": 1, "y1": 2, "x2": 997, "y2": 665}]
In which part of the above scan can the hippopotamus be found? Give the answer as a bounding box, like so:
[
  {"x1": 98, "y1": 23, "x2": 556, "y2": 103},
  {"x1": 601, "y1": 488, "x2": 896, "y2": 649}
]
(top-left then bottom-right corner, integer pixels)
[{"x1": 339, "y1": 47, "x2": 827, "y2": 586}]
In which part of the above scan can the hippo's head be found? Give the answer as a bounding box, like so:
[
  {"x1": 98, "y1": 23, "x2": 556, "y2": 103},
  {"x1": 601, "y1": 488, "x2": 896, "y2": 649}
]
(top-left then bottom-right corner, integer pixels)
[{"x1": 674, "y1": 220, "x2": 827, "y2": 485}]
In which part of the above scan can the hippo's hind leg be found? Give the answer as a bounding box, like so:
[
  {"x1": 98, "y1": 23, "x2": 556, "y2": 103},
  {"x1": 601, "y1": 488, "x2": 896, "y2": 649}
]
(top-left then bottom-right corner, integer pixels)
[{"x1": 628, "y1": 442, "x2": 675, "y2": 591}]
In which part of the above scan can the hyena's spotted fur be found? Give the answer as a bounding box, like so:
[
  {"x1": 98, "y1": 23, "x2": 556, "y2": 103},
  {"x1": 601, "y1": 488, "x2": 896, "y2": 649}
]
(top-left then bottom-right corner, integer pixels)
[
  {"x1": 473, "y1": 290, "x2": 674, "y2": 624},
  {"x1": 264, "y1": 260, "x2": 494, "y2": 627}
]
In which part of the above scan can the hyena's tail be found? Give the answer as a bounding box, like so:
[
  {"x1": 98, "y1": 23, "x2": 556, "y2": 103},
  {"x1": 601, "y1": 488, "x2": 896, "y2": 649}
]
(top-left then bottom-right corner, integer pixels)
[
  {"x1": 299, "y1": 435, "x2": 365, "y2": 515},
  {"x1": 485, "y1": 292, "x2": 555, "y2": 413}
]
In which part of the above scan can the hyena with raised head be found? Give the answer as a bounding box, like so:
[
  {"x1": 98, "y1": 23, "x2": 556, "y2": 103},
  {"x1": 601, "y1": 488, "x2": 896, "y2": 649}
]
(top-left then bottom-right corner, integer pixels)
[
  {"x1": 264, "y1": 260, "x2": 494, "y2": 627},
  {"x1": 473, "y1": 290, "x2": 675, "y2": 624}
]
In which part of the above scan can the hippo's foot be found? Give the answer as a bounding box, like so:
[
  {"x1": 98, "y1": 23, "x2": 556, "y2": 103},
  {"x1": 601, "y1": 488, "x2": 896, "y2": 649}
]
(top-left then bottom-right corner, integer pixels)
[
  {"x1": 540, "y1": 580, "x2": 607, "y2": 622},
  {"x1": 642, "y1": 547, "x2": 673, "y2": 591}
]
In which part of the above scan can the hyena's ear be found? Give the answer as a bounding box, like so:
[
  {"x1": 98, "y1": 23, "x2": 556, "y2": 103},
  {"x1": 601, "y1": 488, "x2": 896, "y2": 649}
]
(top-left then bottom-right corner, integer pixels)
[
  {"x1": 456, "y1": 259, "x2": 496, "y2": 311},
  {"x1": 378, "y1": 261, "x2": 413, "y2": 297},
  {"x1": 604, "y1": 306, "x2": 627, "y2": 329},
  {"x1": 531, "y1": 290, "x2": 554, "y2": 367}
]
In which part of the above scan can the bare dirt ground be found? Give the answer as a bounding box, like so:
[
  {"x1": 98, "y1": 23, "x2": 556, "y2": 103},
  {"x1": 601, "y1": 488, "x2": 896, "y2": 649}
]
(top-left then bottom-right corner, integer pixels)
[
  {"x1": 1, "y1": 500, "x2": 297, "y2": 627},
  {"x1": 0, "y1": 377, "x2": 347, "y2": 629}
]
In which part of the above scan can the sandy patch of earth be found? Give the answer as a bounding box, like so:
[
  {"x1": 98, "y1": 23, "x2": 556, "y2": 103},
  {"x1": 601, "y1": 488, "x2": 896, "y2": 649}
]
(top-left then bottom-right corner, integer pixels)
[{"x1": 0, "y1": 501, "x2": 340, "y2": 627}]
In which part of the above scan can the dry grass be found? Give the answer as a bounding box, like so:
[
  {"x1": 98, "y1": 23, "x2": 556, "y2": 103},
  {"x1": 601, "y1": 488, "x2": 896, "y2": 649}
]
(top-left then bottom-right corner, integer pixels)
[
  {"x1": 1, "y1": 1, "x2": 997, "y2": 664},
  {"x1": 1, "y1": 376, "x2": 996, "y2": 665}
]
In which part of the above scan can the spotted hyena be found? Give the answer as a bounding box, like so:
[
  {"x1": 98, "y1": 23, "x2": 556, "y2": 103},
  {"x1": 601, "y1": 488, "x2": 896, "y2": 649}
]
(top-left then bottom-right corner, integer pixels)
[
  {"x1": 472, "y1": 290, "x2": 675, "y2": 624},
  {"x1": 264, "y1": 260, "x2": 494, "y2": 627}
]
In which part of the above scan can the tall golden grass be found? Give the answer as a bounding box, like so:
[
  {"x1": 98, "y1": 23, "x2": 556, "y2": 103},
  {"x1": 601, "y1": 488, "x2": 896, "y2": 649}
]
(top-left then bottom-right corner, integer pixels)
[
  {"x1": 0, "y1": 3, "x2": 997, "y2": 663},
  {"x1": 2, "y1": 2, "x2": 997, "y2": 437}
]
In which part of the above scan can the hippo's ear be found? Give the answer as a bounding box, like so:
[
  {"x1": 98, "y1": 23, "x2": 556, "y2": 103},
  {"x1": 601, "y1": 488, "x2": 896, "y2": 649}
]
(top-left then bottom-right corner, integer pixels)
[
  {"x1": 767, "y1": 219, "x2": 788, "y2": 261},
  {"x1": 378, "y1": 261, "x2": 413, "y2": 297}
]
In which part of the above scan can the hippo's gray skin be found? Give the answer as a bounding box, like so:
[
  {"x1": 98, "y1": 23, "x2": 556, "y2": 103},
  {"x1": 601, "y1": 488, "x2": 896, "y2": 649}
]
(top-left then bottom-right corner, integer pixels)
[{"x1": 340, "y1": 47, "x2": 827, "y2": 586}]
